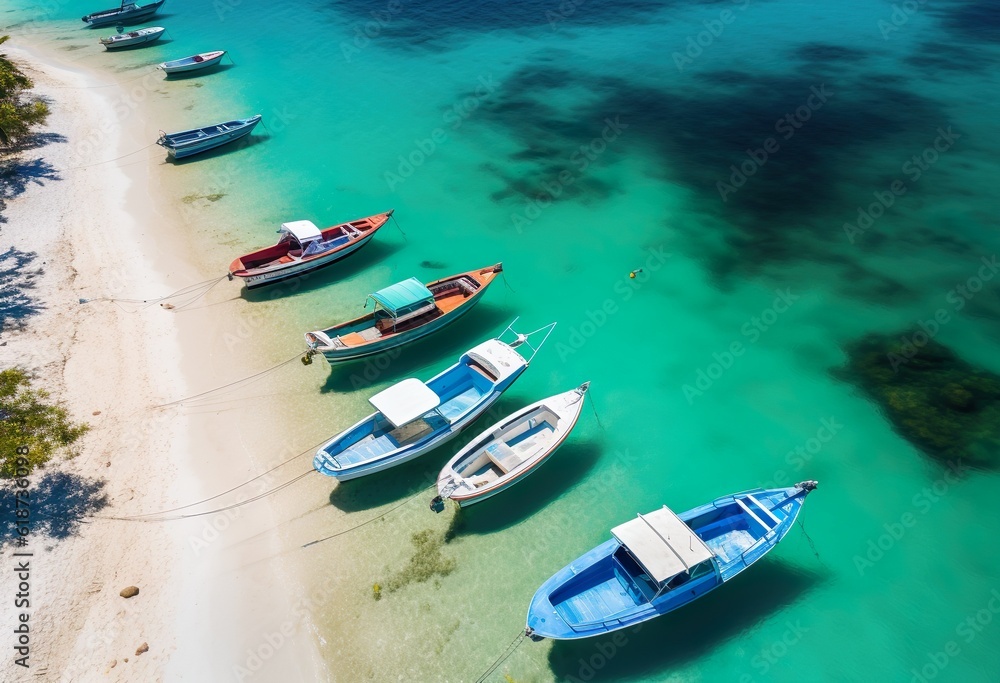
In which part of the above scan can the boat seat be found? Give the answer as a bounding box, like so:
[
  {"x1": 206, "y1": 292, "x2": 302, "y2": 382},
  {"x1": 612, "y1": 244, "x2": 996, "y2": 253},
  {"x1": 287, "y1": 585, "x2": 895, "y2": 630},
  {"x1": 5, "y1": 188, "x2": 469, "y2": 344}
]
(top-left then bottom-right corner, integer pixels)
[
  {"x1": 337, "y1": 332, "x2": 368, "y2": 347},
  {"x1": 388, "y1": 418, "x2": 434, "y2": 445},
  {"x1": 485, "y1": 442, "x2": 522, "y2": 474}
]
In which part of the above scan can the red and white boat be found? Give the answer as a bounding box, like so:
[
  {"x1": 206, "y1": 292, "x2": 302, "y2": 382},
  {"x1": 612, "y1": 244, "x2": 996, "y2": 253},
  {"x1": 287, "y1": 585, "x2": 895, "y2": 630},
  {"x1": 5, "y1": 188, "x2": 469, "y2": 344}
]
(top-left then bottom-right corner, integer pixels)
[{"x1": 229, "y1": 210, "x2": 392, "y2": 289}]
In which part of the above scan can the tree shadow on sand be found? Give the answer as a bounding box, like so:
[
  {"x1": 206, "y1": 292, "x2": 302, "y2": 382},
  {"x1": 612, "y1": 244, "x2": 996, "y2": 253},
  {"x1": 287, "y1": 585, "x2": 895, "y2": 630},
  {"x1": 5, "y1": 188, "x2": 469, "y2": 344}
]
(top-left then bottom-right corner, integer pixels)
[
  {"x1": 0, "y1": 247, "x2": 45, "y2": 329},
  {"x1": 546, "y1": 560, "x2": 827, "y2": 682},
  {"x1": 0, "y1": 471, "x2": 109, "y2": 546},
  {"x1": 0, "y1": 132, "x2": 65, "y2": 224}
]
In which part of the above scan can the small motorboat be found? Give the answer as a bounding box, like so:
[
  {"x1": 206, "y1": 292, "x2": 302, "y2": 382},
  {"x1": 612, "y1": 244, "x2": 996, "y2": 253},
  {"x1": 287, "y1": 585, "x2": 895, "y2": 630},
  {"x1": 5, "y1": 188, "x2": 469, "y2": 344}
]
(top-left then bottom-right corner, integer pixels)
[
  {"x1": 313, "y1": 319, "x2": 556, "y2": 481},
  {"x1": 432, "y1": 382, "x2": 590, "y2": 510},
  {"x1": 99, "y1": 26, "x2": 165, "y2": 50},
  {"x1": 160, "y1": 51, "x2": 227, "y2": 75},
  {"x1": 83, "y1": 0, "x2": 164, "y2": 27},
  {"x1": 157, "y1": 115, "x2": 262, "y2": 159},
  {"x1": 229, "y1": 212, "x2": 392, "y2": 289},
  {"x1": 305, "y1": 264, "x2": 503, "y2": 363},
  {"x1": 525, "y1": 481, "x2": 819, "y2": 640}
]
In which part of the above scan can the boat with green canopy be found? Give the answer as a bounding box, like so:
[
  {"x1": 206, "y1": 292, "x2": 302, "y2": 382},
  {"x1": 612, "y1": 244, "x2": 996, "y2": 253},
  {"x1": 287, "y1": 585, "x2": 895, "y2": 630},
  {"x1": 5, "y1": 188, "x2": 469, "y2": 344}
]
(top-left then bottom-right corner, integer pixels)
[{"x1": 305, "y1": 264, "x2": 503, "y2": 363}]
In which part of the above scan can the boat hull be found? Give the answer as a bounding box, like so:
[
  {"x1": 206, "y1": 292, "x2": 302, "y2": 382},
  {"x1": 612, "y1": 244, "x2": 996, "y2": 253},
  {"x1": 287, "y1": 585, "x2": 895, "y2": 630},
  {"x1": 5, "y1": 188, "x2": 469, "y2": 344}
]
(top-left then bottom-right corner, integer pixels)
[
  {"x1": 319, "y1": 291, "x2": 484, "y2": 363},
  {"x1": 162, "y1": 52, "x2": 225, "y2": 74},
  {"x1": 83, "y1": 1, "x2": 164, "y2": 27},
  {"x1": 102, "y1": 30, "x2": 164, "y2": 50},
  {"x1": 442, "y1": 385, "x2": 588, "y2": 508},
  {"x1": 240, "y1": 233, "x2": 374, "y2": 289},
  {"x1": 525, "y1": 484, "x2": 816, "y2": 640},
  {"x1": 161, "y1": 117, "x2": 261, "y2": 159}
]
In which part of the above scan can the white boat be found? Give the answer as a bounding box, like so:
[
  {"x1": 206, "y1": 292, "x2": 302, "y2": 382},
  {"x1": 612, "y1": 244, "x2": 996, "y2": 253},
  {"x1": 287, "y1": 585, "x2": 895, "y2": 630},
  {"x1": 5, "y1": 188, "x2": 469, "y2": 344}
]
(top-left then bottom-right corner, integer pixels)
[
  {"x1": 160, "y1": 51, "x2": 227, "y2": 74},
  {"x1": 99, "y1": 26, "x2": 164, "y2": 50},
  {"x1": 432, "y1": 382, "x2": 589, "y2": 509}
]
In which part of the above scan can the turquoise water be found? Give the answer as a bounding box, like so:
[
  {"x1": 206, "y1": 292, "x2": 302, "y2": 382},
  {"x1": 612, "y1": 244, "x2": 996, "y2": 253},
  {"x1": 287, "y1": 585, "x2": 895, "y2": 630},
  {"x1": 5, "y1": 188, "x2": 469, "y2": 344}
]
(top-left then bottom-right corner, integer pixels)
[{"x1": 7, "y1": 0, "x2": 1000, "y2": 680}]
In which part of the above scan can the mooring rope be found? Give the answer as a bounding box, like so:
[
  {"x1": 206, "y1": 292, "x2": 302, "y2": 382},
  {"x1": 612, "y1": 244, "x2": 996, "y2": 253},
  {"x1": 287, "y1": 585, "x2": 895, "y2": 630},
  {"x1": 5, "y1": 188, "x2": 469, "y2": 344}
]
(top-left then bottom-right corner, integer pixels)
[
  {"x1": 155, "y1": 351, "x2": 308, "y2": 408},
  {"x1": 796, "y1": 518, "x2": 828, "y2": 570},
  {"x1": 93, "y1": 468, "x2": 316, "y2": 522},
  {"x1": 500, "y1": 269, "x2": 516, "y2": 293},
  {"x1": 80, "y1": 274, "x2": 229, "y2": 310},
  {"x1": 57, "y1": 142, "x2": 156, "y2": 172},
  {"x1": 475, "y1": 630, "x2": 526, "y2": 683},
  {"x1": 96, "y1": 438, "x2": 328, "y2": 520},
  {"x1": 390, "y1": 212, "x2": 407, "y2": 242},
  {"x1": 300, "y1": 482, "x2": 437, "y2": 548},
  {"x1": 586, "y1": 388, "x2": 605, "y2": 431}
]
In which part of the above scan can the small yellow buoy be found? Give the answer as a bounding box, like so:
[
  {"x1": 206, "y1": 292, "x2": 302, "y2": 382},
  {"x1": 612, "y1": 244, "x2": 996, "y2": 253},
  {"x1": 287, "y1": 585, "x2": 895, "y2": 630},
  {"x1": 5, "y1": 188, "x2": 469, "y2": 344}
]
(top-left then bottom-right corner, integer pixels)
[{"x1": 372, "y1": 583, "x2": 382, "y2": 601}]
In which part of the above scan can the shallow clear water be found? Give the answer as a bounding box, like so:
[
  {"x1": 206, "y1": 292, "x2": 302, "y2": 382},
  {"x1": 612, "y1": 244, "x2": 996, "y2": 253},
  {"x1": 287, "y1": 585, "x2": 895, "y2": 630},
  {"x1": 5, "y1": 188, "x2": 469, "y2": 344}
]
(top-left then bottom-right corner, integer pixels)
[{"x1": 7, "y1": 0, "x2": 1000, "y2": 680}]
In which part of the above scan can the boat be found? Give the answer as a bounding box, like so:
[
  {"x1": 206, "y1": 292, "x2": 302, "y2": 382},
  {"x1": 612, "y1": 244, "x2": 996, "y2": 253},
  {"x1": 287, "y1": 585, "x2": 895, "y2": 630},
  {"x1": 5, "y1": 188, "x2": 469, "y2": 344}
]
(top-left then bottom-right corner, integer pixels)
[
  {"x1": 229, "y1": 212, "x2": 392, "y2": 289},
  {"x1": 305, "y1": 264, "x2": 504, "y2": 363},
  {"x1": 82, "y1": 0, "x2": 165, "y2": 27},
  {"x1": 525, "y1": 480, "x2": 819, "y2": 640},
  {"x1": 431, "y1": 382, "x2": 590, "y2": 510},
  {"x1": 160, "y1": 51, "x2": 227, "y2": 75},
  {"x1": 157, "y1": 115, "x2": 262, "y2": 159},
  {"x1": 99, "y1": 26, "x2": 165, "y2": 50},
  {"x1": 313, "y1": 319, "x2": 556, "y2": 481}
]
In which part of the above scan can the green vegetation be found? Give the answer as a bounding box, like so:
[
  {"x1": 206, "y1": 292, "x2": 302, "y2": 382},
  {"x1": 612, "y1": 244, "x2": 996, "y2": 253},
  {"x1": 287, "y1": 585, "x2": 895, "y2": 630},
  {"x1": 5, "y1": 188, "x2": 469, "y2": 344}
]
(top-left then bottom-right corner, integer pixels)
[
  {"x1": 0, "y1": 36, "x2": 49, "y2": 147},
  {"x1": 839, "y1": 332, "x2": 1000, "y2": 467},
  {"x1": 1, "y1": 368, "x2": 88, "y2": 478},
  {"x1": 380, "y1": 529, "x2": 456, "y2": 596},
  {"x1": 181, "y1": 192, "x2": 226, "y2": 204}
]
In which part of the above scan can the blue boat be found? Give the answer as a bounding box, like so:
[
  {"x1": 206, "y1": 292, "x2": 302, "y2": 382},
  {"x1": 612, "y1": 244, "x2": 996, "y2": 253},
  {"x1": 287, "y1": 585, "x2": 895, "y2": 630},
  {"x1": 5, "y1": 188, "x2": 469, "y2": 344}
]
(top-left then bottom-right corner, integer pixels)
[
  {"x1": 525, "y1": 481, "x2": 819, "y2": 640},
  {"x1": 82, "y1": 0, "x2": 165, "y2": 27},
  {"x1": 313, "y1": 320, "x2": 556, "y2": 481},
  {"x1": 156, "y1": 115, "x2": 262, "y2": 159}
]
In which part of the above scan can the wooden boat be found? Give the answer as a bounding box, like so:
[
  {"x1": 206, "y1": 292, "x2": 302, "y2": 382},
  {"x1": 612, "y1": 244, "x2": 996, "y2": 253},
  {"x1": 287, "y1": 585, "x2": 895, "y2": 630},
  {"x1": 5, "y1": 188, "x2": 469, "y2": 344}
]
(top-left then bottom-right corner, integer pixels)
[
  {"x1": 432, "y1": 382, "x2": 590, "y2": 509},
  {"x1": 83, "y1": 0, "x2": 164, "y2": 27},
  {"x1": 157, "y1": 115, "x2": 262, "y2": 159},
  {"x1": 99, "y1": 26, "x2": 164, "y2": 50},
  {"x1": 305, "y1": 264, "x2": 503, "y2": 363},
  {"x1": 160, "y1": 51, "x2": 227, "y2": 75},
  {"x1": 525, "y1": 481, "x2": 819, "y2": 640},
  {"x1": 313, "y1": 320, "x2": 556, "y2": 481},
  {"x1": 229, "y1": 212, "x2": 392, "y2": 289}
]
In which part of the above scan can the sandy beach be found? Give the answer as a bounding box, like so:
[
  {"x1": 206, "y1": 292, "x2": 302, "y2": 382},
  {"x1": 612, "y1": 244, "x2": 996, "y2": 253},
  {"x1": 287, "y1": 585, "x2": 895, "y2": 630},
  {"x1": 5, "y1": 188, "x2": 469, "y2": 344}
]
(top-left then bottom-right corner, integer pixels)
[{"x1": 0, "y1": 40, "x2": 327, "y2": 681}]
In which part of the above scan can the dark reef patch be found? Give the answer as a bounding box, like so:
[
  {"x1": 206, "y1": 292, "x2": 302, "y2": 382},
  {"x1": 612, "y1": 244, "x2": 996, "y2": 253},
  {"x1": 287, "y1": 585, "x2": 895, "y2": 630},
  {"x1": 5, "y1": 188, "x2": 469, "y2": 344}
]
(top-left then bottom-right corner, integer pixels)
[
  {"x1": 791, "y1": 42, "x2": 871, "y2": 64},
  {"x1": 836, "y1": 333, "x2": 1000, "y2": 469},
  {"x1": 474, "y1": 61, "x2": 945, "y2": 280},
  {"x1": 929, "y1": 0, "x2": 1000, "y2": 42}
]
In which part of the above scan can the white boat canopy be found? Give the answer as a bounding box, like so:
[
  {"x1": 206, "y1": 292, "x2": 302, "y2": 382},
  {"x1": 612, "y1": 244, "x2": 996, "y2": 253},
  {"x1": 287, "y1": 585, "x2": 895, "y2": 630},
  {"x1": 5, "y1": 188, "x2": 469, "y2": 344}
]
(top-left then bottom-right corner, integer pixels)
[
  {"x1": 369, "y1": 378, "x2": 441, "y2": 428},
  {"x1": 279, "y1": 220, "x2": 322, "y2": 244},
  {"x1": 612, "y1": 506, "x2": 715, "y2": 584},
  {"x1": 466, "y1": 339, "x2": 526, "y2": 381}
]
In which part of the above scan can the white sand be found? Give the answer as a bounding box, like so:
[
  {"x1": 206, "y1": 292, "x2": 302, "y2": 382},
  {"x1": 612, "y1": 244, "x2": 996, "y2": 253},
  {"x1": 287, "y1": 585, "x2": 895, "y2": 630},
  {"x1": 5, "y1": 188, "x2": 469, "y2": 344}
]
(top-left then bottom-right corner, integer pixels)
[{"x1": 0, "y1": 42, "x2": 328, "y2": 682}]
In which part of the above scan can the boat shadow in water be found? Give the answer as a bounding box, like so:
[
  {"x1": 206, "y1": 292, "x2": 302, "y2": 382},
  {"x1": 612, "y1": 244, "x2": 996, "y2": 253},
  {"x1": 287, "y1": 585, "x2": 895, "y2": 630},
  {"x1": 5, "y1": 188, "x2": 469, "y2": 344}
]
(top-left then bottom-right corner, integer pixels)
[
  {"x1": 546, "y1": 560, "x2": 826, "y2": 681},
  {"x1": 327, "y1": 394, "x2": 527, "y2": 512},
  {"x1": 319, "y1": 303, "x2": 515, "y2": 394},
  {"x1": 164, "y1": 63, "x2": 235, "y2": 80},
  {"x1": 164, "y1": 131, "x2": 268, "y2": 165},
  {"x1": 241, "y1": 241, "x2": 399, "y2": 304},
  {"x1": 446, "y1": 441, "x2": 604, "y2": 539}
]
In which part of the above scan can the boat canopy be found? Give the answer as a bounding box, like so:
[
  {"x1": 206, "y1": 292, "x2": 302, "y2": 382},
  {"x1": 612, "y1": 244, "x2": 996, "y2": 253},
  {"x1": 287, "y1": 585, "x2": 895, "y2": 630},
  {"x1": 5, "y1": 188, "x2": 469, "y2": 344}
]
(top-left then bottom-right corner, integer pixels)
[
  {"x1": 279, "y1": 220, "x2": 322, "y2": 244},
  {"x1": 465, "y1": 339, "x2": 526, "y2": 381},
  {"x1": 611, "y1": 506, "x2": 715, "y2": 584},
  {"x1": 369, "y1": 378, "x2": 441, "y2": 428},
  {"x1": 369, "y1": 278, "x2": 435, "y2": 318}
]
